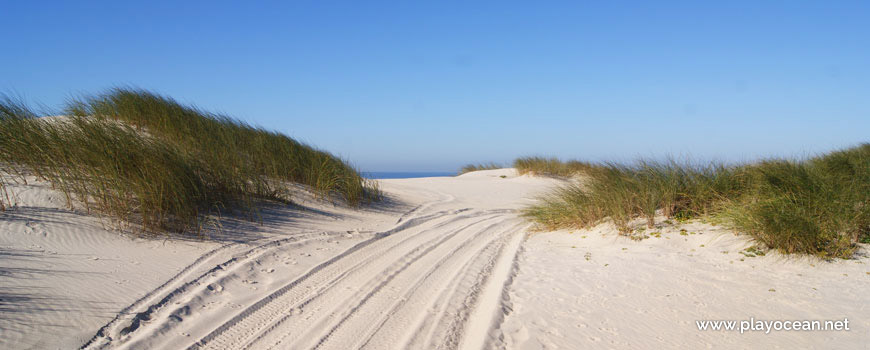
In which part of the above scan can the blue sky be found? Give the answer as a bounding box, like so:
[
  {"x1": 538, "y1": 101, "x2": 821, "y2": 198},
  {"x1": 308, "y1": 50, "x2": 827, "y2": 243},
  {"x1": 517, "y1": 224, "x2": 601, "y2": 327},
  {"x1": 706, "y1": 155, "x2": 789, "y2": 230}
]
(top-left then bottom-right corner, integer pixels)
[{"x1": 3, "y1": 1, "x2": 868, "y2": 172}]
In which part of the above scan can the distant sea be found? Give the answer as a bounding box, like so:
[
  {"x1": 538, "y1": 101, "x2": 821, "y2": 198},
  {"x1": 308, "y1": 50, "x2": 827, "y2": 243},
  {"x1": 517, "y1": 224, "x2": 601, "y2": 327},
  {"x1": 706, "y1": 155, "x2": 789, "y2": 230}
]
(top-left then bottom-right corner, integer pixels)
[{"x1": 364, "y1": 171, "x2": 455, "y2": 179}]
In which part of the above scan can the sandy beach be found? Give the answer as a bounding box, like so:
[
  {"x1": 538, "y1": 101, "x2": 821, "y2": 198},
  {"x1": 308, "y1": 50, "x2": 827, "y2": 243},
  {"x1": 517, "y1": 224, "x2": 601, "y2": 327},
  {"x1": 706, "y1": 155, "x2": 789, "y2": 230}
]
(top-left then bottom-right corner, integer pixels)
[
  {"x1": 1, "y1": 168, "x2": 866, "y2": 349},
  {"x1": 5, "y1": 2, "x2": 869, "y2": 348}
]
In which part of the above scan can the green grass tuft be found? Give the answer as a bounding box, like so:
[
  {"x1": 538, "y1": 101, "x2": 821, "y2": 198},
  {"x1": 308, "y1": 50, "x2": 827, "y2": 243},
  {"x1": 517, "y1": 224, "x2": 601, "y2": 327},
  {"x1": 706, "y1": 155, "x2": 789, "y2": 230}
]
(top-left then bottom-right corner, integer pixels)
[{"x1": 522, "y1": 147, "x2": 870, "y2": 259}]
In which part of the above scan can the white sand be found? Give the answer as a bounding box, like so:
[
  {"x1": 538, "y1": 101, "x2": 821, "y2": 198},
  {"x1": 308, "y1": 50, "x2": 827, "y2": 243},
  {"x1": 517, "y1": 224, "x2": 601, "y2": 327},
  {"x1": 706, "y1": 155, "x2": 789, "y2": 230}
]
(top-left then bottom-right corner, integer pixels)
[
  {"x1": 502, "y1": 221, "x2": 870, "y2": 349},
  {"x1": 2, "y1": 169, "x2": 868, "y2": 349}
]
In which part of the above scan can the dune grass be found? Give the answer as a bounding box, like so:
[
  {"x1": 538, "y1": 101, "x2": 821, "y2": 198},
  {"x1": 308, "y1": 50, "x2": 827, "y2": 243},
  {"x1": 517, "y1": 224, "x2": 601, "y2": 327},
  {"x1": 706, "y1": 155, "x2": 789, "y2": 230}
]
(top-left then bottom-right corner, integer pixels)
[
  {"x1": 457, "y1": 162, "x2": 502, "y2": 175},
  {"x1": 523, "y1": 160, "x2": 744, "y2": 232},
  {"x1": 513, "y1": 156, "x2": 598, "y2": 177},
  {"x1": 0, "y1": 89, "x2": 379, "y2": 234},
  {"x1": 720, "y1": 146, "x2": 870, "y2": 258},
  {"x1": 522, "y1": 146, "x2": 870, "y2": 259}
]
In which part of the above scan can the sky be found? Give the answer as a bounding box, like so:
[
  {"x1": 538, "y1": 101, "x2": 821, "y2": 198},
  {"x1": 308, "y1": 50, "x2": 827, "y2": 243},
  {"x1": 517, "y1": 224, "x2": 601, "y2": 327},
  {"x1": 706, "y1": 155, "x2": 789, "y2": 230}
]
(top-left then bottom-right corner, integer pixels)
[{"x1": 2, "y1": 1, "x2": 869, "y2": 172}]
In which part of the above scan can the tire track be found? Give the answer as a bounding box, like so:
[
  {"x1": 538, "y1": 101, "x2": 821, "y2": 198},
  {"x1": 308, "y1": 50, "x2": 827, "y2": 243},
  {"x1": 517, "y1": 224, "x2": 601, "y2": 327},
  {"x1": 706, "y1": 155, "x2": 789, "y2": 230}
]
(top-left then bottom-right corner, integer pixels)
[
  {"x1": 81, "y1": 240, "x2": 240, "y2": 350},
  {"x1": 86, "y1": 184, "x2": 531, "y2": 350},
  {"x1": 83, "y1": 229, "x2": 334, "y2": 350},
  {"x1": 354, "y1": 221, "x2": 526, "y2": 350},
  {"x1": 418, "y1": 226, "x2": 520, "y2": 350},
  {"x1": 271, "y1": 217, "x2": 514, "y2": 350},
  {"x1": 192, "y1": 209, "x2": 498, "y2": 350}
]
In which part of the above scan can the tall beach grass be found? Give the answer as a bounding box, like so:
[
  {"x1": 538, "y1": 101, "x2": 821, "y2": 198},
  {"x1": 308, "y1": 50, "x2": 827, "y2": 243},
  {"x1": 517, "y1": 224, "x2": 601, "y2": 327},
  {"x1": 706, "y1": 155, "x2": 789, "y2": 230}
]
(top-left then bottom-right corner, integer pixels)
[
  {"x1": 458, "y1": 162, "x2": 502, "y2": 175},
  {"x1": 513, "y1": 156, "x2": 598, "y2": 177},
  {"x1": 522, "y1": 148, "x2": 870, "y2": 259},
  {"x1": 0, "y1": 89, "x2": 379, "y2": 234}
]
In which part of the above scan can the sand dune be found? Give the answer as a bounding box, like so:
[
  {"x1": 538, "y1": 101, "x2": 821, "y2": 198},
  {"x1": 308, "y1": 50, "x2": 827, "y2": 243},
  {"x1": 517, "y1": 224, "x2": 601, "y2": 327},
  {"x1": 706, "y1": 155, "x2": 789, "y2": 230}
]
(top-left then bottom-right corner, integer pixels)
[{"x1": 2, "y1": 169, "x2": 867, "y2": 349}]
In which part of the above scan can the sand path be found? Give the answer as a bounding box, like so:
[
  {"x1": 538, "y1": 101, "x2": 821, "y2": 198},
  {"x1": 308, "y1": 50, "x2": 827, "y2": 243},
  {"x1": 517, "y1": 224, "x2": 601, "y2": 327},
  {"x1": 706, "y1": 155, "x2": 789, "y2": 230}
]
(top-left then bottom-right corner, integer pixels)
[{"x1": 56, "y1": 169, "x2": 558, "y2": 350}]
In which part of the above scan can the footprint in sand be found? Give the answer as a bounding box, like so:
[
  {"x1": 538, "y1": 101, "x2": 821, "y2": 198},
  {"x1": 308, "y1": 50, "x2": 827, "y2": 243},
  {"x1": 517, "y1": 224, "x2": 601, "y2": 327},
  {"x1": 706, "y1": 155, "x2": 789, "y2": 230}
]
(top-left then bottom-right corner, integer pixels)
[
  {"x1": 510, "y1": 325, "x2": 530, "y2": 343},
  {"x1": 598, "y1": 326, "x2": 619, "y2": 335},
  {"x1": 169, "y1": 305, "x2": 191, "y2": 322},
  {"x1": 25, "y1": 221, "x2": 49, "y2": 236},
  {"x1": 545, "y1": 327, "x2": 563, "y2": 337}
]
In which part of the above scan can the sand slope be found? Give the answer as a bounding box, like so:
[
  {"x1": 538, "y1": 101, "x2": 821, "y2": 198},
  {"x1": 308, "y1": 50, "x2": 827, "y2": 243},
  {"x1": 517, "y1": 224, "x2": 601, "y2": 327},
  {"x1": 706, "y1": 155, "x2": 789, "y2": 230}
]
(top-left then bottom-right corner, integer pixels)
[
  {"x1": 501, "y1": 221, "x2": 870, "y2": 349},
  {"x1": 0, "y1": 179, "x2": 220, "y2": 350}
]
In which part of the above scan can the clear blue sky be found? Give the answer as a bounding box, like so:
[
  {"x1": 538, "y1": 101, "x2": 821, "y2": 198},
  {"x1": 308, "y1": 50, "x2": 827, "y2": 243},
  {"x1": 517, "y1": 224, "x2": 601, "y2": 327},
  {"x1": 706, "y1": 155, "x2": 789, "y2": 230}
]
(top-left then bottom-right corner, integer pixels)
[{"x1": 3, "y1": 1, "x2": 868, "y2": 172}]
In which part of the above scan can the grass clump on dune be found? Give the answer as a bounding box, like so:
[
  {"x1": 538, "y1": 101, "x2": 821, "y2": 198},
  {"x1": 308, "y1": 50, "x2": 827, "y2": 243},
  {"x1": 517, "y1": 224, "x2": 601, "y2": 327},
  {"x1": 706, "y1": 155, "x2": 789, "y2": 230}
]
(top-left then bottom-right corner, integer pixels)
[
  {"x1": 0, "y1": 107, "x2": 216, "y2": 232},
  {"x1": 721, "y1": 146, "x2": 870, "y2": 258},
  {"x1": 513, "y1": 156, "x2": 598, "y2": 177},
  {"x1": 523, "y1": 146, "x2": 870, "y2": 259},
  {"x1": 524, "y1": 160, "x2": 744, "y2": 232},
  {"x1": 71, "y1": 89, "x2": 378, "y2": 206},
  {"x1": 0, "y1": 89, "x2": 379, "y2": 234},
  {"x1": 457, "y1": 162, "x2": 502, "y2": 175}
]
